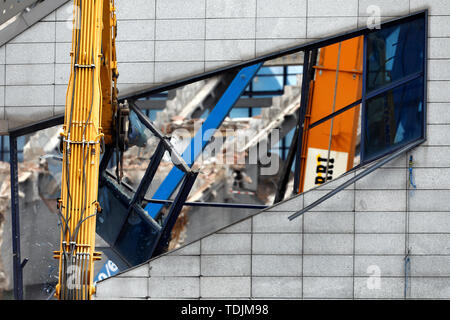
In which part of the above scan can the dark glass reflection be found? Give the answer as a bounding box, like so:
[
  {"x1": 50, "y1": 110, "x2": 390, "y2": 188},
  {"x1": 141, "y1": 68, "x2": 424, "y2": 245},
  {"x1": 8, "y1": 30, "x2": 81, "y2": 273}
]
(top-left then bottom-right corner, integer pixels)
[
  {"x1": 97, "y1": 186, "x2": 130, "y2": 245},
  {"x1": 114, "y1": 208, "x2": 161, "y2": 266},
  {"x1": 363, "y1": 77, "x2": 424, "y2": 160},
  {"x1": 366, "y1": 18, "x2": 425, "y2": 92}
]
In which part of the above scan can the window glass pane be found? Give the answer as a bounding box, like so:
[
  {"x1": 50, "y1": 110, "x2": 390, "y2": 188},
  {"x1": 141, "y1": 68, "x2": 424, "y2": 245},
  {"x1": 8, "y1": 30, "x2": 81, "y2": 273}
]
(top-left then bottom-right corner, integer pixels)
[
  {"x1": 287, "y1": 74, "x2": 300, "y2": 86},
  {"x1": 363, "y1": 77, "x2": 424, "y2": 160},
  {"x1": 251, "y1": 107, "x2": 262, "y2": 116},
  {"x1": 311, "y1": 36, "x2": 363, "y2": 121},
  {"x1": 366, "y1": 18, "x2": 425, "y2": 92},
  {"x1": 1, "y1": 136, "x2": 25, "y2": 162},
  {"x1": 282, "y1": 148, "x2": 289, "y2": 160},
  {"x1": 257, "y1": 66, "x2": 283, "y2": 75},
  {"x1": 285, "y1": 127, "x2": 295, "y2": 144},
  {"x1": 252, "y1": 75, "x2": 283, "y2": 92},
  {"x1": 229, "y1": 108, "x2": 250, "y2": 118}
]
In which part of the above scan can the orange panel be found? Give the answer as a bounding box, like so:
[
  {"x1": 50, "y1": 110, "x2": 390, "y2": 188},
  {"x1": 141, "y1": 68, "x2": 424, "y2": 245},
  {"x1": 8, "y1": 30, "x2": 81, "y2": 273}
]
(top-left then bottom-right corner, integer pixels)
[{"x1": 298, "y1": 36, "x2": 363, "y2": 193}]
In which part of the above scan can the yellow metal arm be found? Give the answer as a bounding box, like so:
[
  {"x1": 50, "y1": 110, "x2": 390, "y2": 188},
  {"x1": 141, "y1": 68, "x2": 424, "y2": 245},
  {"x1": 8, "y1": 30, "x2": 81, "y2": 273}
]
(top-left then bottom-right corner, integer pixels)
[{"x1": 54, "y1": 0, "x2": 117, "y2": 300}]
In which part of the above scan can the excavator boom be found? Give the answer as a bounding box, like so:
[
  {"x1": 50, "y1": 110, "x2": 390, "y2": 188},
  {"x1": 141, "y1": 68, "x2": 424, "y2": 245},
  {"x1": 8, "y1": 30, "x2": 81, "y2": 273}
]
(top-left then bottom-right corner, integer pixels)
[{"x1": 54, "y1": 0, "x2": 117, "y2": 300}]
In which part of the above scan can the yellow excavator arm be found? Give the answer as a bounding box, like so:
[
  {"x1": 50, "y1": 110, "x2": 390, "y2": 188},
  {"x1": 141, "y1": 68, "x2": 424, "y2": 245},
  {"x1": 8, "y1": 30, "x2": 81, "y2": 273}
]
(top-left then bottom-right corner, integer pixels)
[{"x1": 54, "y1": 0, "x2": 118, "y2": 300}]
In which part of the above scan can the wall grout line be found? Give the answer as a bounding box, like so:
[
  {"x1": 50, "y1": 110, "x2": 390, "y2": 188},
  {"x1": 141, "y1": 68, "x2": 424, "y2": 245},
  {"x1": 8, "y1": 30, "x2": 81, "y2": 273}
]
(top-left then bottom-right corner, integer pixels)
[
  {"x1": 53, "y1": 19, "x2": 57, "y2": 116},
  {"x1": 199, "y1": 238, "x2": 202, "y2": 299},
  {"x1": 352, "y1": 176, "x2": 356, "y2": 299},
  {"x1": 405, "y1": 148, "x2": 411, "y2": 299},
  {"x1": 305, "y1": 0, "x2": 308, "y2": 42}
]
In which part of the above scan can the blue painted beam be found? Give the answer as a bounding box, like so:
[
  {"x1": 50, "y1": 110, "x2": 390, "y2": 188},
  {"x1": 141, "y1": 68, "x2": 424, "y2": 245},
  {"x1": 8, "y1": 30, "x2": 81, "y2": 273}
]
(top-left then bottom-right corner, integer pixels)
[{"x1": 145, "y1": 63, "x2": 262, "y2": 218}]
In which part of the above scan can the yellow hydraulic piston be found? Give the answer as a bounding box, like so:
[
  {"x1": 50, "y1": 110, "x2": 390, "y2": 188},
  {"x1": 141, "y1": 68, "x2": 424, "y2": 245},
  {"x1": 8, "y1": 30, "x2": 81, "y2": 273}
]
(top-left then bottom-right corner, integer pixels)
[{"x1": 54, "y1": 0, "x2": 118, "y2": 300}]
